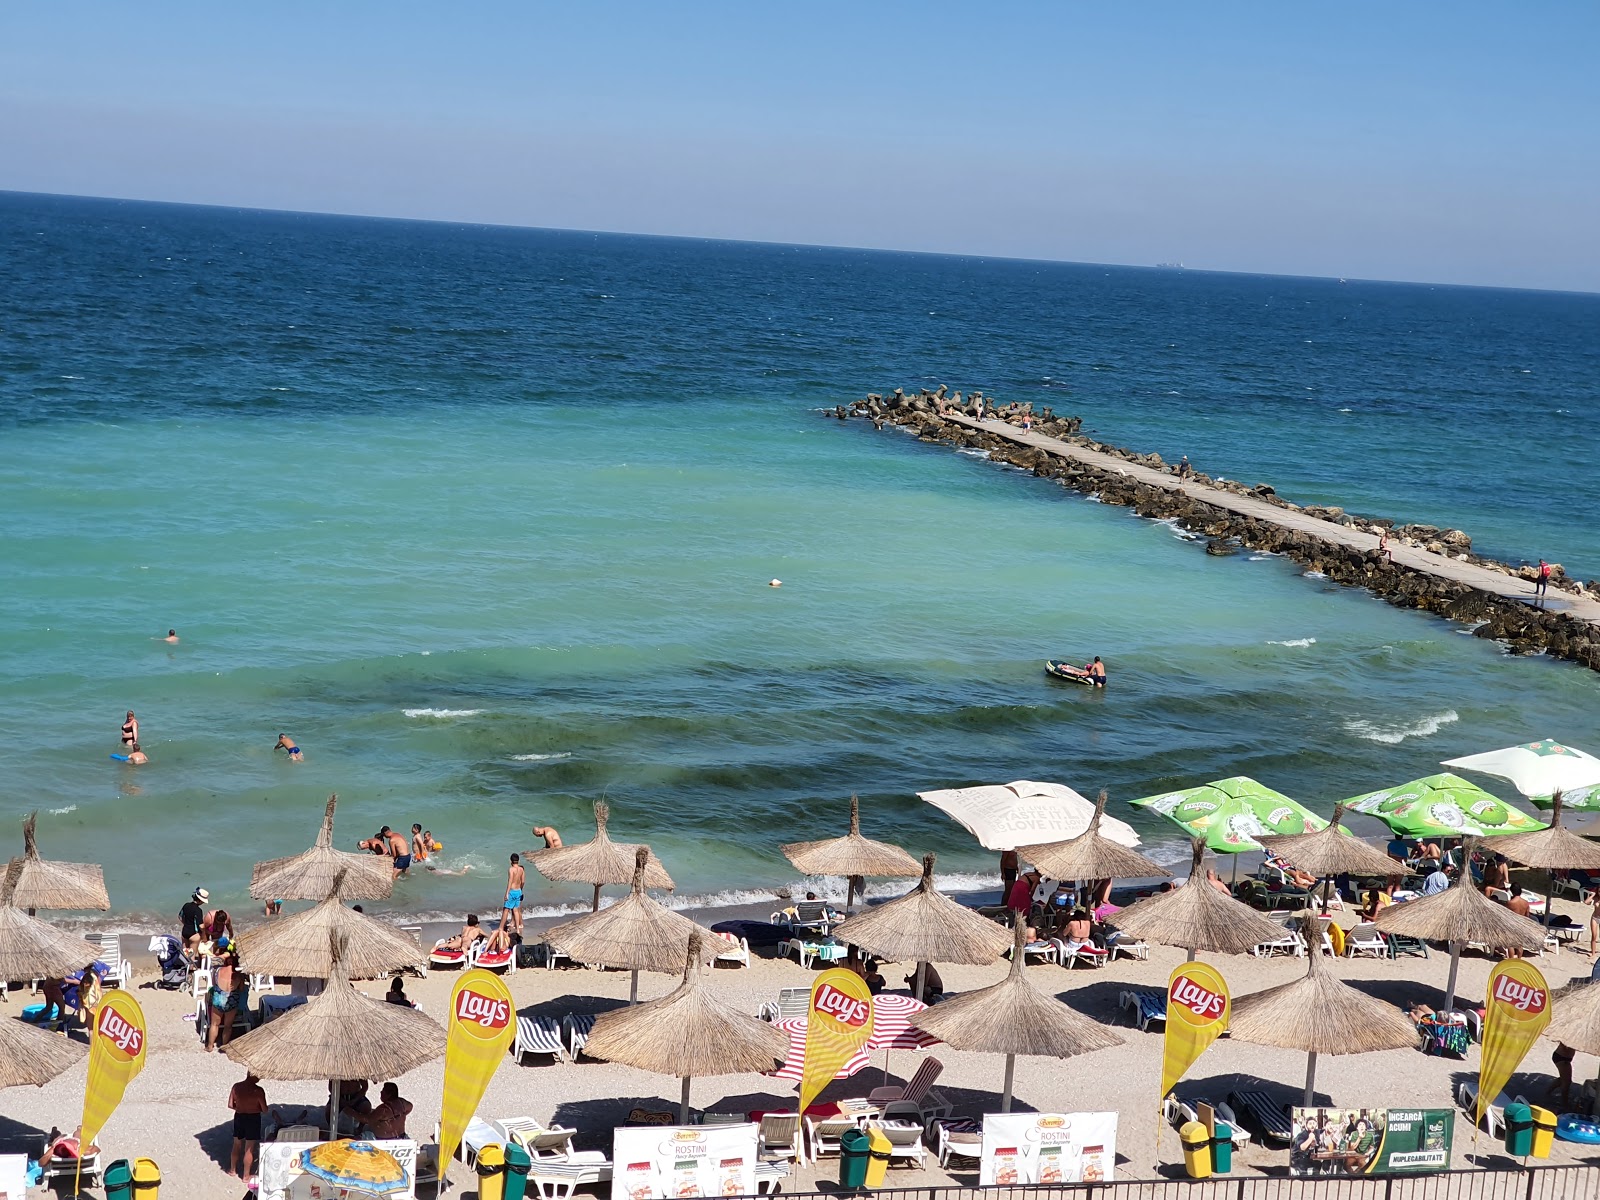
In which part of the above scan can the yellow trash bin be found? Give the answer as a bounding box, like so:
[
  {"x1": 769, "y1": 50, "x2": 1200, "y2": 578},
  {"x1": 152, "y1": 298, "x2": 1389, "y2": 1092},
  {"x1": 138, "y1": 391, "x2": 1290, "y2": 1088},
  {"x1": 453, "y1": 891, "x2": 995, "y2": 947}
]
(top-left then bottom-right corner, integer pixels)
[
  {"x1": 1180, "y1": 1121, "x2": 1213, "y2": 1179},
  {"x1": 864, "y1": 1127, "x2": 892, "y2": 1188},
  {"x1": 1530, "y1": 1105, "x2": 1557, "y2": 1159},
  {"x1": 132, "y1": 1157, "x2": 160, "y2": 1199},
  {"x1": 477, "y1": 1143, "x2": 508, "y2": 1200}
]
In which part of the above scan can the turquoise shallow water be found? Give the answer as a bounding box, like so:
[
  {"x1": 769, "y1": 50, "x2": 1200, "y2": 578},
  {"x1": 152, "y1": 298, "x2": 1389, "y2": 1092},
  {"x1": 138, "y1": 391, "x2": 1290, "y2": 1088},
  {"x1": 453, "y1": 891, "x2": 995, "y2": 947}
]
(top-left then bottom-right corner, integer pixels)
[{"x1": 3, "y1": 192, "x2": 1598, "y2": 926}]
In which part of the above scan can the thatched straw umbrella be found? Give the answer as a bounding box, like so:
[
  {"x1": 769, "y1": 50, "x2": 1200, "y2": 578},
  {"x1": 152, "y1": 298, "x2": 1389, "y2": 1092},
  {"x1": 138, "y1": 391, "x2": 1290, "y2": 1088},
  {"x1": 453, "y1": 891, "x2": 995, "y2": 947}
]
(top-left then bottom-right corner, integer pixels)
[
  {"x1": 0, "y1": 1011, "x2": 87, "y2": 1088},
  {"x1": 582, "y1": 932, "x2": 787, "y2": 1123},
  {"x1": 1487, "y1": 791, "x2": 1600, "y2": 934},
  {"x1": 238, "y1": 869, "x2": 425, "y2": 980},
  {"x1": 4, "y1": 812, "x2": 110, "y2": 915},
  {"x1": 1255, "y1": 802, "x2": 1403, "y2": 908},
  {"x1": 249, "y1": 795, "x2": 394, "y2": 903},
  {"x1": 0, "y1": 869, "x2": 104, "y2": 983},
  {"x1": 1373, "y1": 838, "x2": 1547, "y2": 1013},
  {"x1": 1547, "y1": 979, "x2": 1600, "y2": 1115},
  {"x1": 1106, "y1": 840, "x2": 1283, "y2": 961},
  {"x1": 781, "y1": 795, "x2": 920, "y2": 912},
  {"x1": 529, "y1": 800, "x2": 675, "y2": 912},
  {"x1": 225, "y1": 930, "x2": 445, "y2": 1133},
  {"x1": 832, "y1": 853, "x2": 1013, "y2": 1001},
  {"x1": 1016, "y1": 791, "x2": 1172, "y2": 885},
  {"x1": 1228, "y1": 917, "x2": 1420, "y2": 1106},
  {"x1": 544, "y1": 848, "x2": 712, "y2": 1002},
  {"x1": 911, "y1": 918, "x2": 1122, "y2": 1112}
]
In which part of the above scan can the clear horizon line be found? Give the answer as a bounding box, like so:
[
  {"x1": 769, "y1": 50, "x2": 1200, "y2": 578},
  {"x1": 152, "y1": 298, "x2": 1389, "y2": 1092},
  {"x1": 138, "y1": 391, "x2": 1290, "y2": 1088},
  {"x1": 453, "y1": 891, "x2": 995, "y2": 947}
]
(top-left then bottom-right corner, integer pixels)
[{"x1": 7, "y1": 187, "x2": 1597, "y2": 300}]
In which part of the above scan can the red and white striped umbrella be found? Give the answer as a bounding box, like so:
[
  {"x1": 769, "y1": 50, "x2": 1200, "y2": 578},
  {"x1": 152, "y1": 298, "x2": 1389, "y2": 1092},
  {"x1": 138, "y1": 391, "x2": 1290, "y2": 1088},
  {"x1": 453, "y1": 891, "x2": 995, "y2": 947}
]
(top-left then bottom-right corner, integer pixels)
[{"x1": 768, "y1": 994, "x2": 940, "y2": 1082}]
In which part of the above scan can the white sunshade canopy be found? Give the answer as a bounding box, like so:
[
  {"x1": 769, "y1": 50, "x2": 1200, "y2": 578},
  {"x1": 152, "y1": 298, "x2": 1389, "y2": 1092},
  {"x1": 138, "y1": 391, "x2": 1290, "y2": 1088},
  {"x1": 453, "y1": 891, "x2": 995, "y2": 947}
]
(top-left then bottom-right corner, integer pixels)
[
  {"x1": 1442, "y1": 740, "x2": 1600, "y2": 799},
  {"x1": 917, "y1": 780, "x2": 1141, "y2": 852}
]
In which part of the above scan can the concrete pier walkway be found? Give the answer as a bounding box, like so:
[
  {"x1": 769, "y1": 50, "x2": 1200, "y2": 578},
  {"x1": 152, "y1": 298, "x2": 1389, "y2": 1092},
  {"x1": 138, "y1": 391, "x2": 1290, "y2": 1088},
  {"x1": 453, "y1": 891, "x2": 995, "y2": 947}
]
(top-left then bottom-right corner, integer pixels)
[{"x1": 949, "y1": 414, "x2": 1600, "y2": 628}]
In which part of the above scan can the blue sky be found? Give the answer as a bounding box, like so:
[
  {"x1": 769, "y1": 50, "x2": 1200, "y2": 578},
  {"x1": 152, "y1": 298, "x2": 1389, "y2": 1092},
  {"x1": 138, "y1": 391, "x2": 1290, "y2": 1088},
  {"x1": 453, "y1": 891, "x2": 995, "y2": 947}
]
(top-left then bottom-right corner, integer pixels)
[{"x1": 3, "y1": 2, "x2": 1596, "y2": 290}]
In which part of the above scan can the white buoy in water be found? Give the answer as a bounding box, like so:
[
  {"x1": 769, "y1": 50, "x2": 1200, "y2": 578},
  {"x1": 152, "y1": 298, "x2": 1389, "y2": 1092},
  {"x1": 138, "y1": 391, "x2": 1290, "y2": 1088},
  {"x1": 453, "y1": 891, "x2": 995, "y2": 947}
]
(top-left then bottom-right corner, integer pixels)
[{"x1": 769, "y1": 579, "x2": 782, "y2": 587}]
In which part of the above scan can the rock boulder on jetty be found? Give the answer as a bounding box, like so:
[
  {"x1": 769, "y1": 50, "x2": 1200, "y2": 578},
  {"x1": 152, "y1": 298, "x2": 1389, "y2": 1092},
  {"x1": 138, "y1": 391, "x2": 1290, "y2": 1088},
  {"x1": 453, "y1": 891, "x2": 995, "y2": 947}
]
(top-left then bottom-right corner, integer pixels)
[{"x1": 830, "y1": 389, "x2": 1600, "y2": 676}]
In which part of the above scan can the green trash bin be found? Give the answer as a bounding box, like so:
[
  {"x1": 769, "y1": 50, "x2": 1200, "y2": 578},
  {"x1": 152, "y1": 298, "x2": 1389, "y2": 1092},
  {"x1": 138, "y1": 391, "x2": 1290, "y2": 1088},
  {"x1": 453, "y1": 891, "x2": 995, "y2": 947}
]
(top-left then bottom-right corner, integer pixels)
[
  {"x1": 103, "y1": 1158, "x2": 134, "y2": 1200},
  {"x1": 1505, "y1": 1103, "x2": 1535, "y2": 1157},
  {"x1": 839, "y1": 1127, "x2": 871, "y2": 1189},
  {"x1": 1211, "y1": 1122, "x2": 1234, "y2": 1174},
  {"x1": 504, "y1": 1140, "x2": 531, "y2": 1200}
]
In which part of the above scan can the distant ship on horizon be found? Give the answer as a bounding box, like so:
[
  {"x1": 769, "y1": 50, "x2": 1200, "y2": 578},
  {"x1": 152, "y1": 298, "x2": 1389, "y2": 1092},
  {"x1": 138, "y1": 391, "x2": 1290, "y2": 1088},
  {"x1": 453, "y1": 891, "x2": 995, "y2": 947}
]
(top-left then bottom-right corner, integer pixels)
[{"x1": 1155, "y1": 261, "x2": 1186, "y2": 269}]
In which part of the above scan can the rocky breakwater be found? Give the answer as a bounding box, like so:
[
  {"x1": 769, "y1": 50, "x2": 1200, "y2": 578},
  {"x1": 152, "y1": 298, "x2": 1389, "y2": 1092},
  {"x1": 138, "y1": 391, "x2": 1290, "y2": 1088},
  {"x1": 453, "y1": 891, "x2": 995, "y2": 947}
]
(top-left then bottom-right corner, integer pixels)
[{"x1": 835, "y1": 386, "x2": 1600, "y2": 674}]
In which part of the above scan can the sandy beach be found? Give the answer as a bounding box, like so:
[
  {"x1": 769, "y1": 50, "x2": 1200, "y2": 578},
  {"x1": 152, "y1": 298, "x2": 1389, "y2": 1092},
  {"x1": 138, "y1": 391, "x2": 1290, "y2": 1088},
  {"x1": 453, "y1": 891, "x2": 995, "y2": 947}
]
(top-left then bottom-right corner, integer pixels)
[{"x1": 5, "y1": 886, "x2": 1600, "y2": 1198}]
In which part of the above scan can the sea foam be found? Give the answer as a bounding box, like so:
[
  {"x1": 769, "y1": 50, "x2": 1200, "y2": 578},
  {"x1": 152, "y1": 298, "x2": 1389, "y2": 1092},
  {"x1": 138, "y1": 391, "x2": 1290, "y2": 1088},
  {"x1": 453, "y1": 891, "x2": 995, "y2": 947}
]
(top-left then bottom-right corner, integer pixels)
[
  {"x1": 1344, "y1": 709, "x2": 1459, "y2": 745},
  {"x1": 511, "y1": 752, "x2": 572, "y2": 762},
  {"x1": 403, "y1": 707, "x2": 485, "y2": 719},
  {"x1": 1268, "y1": 638, "x2": 1317, "y2": 648}
]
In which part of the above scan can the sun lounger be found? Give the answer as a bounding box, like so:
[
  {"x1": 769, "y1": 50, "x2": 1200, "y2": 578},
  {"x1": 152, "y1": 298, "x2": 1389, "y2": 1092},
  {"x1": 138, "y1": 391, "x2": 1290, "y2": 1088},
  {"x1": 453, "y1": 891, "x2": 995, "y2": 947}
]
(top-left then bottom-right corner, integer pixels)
[
  {"x1": 869, "y1": 1057, "x2": 943, "y2": 1108},
  {"x1": 757, "y1": 986, "x2": 811, "y2": 1022},
  {"x1": 1109, "y1": 937, "x2": 1150, "y2": 961},
  {"x1": 456, "y1": 1116, "x2": 501, "y2": 1164},
  {"x1": 805, "y1": 1114, "x2": 860, "y2": 1160},
  {"x1": 712, "y1": 931, "x2": 750, "y2": 968},
  {"x1": 514, "y1": 1015, "x2": 567, "y2": 1064},
  {"x1": 564, "y1": 1012, "x2": 596, "y2": 1059},
  {"x1": 1163, "y1": 1097, "x2": 1252, "y2": 1151},
  {"x1": 92, "y1": 933, "x2": 130, "y2": 989},
  {"x1": 1120, "y1": 989, "x2": 1167, "y2": 1032},
  {"x1": 1055, "y1": 939, "x2": 1109, "y2": 969},
  {"x1": 1386, "y1": 932, "x2": 1429, "y2": 958},
  {"x1": 429, "y1": 940, "x2": 469, "y2": 970},
  {"x1": 275, "y1": 1125, "x2": 323, "y2": 1143},
  {"x1": 757, "y1": 1111, "x2": 803, "y2": 1166},
  {"x1": 874, "y1": 1119, "x2": 927, "y2": 1167},
  {"x1": 932, "y1": 1118, "x2": 984, "y2": 1167},
  {"x1": 754, "y1": 1160, "x2": 788, "y2": 1194},
  {"x1": 1228, "y1": 1090, "x2": 1293, "y2": 1144},
  {"x1": 1459, "y1": 1079, "x2": 1514, "y2": 1138},
  {"x1": 1252, "y1": 928, "x2": 1305, "y2": 958},
  {"x1": 1345, "y1": 921, "x2": 1387, "y2": 959},
  {"x1": 1008, "y1": 939, "x2": 1059, "y2": 965},
  {"x1": 471, "y1": 941, "x2": 517, "y2": 975},
  {"x1": 524, "y1": 1156, "x2": 614, "y2": 1199}
]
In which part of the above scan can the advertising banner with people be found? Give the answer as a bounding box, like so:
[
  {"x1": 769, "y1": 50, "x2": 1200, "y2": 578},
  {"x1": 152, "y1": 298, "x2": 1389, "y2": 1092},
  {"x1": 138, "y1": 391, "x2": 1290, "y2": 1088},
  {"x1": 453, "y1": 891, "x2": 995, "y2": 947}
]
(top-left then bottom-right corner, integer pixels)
[
  {"x1": 1289, "y1": 1107, "x2": 1452, "y2": 1176},
  {"x1": 612, "y1": 1123, "x2": 758, "y2": 1200},
  {"x1": 1479, "y1": 959, "x2": 1551, "y2": 1129},
  {"x1": 798, "y1": 969, "x2": 874, "y2": 1113},
  {"x1": 1160, "y1": 961, "x2": 1230, "y2": 1098},
  {"x1": 438, "y1": 969, "x2": 517, "y2": 1172},
  {"x1": 978, "y1": 1112, "x2": 1118, "y2": 1185}
]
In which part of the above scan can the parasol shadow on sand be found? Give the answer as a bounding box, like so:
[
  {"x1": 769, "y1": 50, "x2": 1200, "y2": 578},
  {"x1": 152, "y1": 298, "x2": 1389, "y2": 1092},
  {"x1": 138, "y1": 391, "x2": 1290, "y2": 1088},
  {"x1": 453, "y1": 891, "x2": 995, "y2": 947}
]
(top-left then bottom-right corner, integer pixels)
[
  {"x1": 1227, "y1": 915, "x2": 1420, "y2": 1106},
  {"x1": 781, "y1": 795, "x2": 920, "y2": 912},
  {"x1": 911, "y1": 918, "x2": 1122, "y2": 1112},
  {"x1": 224, "y1": 929, "x2": 445, "y2": 1132},
  {"x1": 1016, "y1": 791, "x2": 1173, "y2": 884},
  {"x1": 544, "y1": 848, "x2": 713, "y2": 1003},
  {"x1": 249, "y1": 795, "x2": 395, "y2": 903},
  {"x1": 239, "y1": 869, "x2": 425, "y2": 981},
  {"x1": 581, "y1": 932, "x2": 787, "y2": 1123},
  {"x1": 1373, "y1": 837, "x2": 1547, "y2": 1013},
  {"x1": 1106, "y1": 840, "x2": 1283, "y2": 961},
  {"x1": 0, "y1": 1007, "x2": 87, "y2": 1089},
  {"x1": 832, "y1": 853, "x2": 1013, "y2": 1001},
  {"x1": 4, "y1": 812, "x2": 110, "y2": 915},
  {"x1": 530, "y1": 800, "x2": 675, "y2": 912}
]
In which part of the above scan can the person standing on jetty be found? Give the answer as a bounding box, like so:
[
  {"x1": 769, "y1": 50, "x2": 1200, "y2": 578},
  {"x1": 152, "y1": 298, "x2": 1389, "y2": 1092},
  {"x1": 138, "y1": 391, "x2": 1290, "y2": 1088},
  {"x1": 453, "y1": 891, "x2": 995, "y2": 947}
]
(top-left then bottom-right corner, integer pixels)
[{"x1": 1536, "y1": 559, "x2": 1552, "y2": 601}]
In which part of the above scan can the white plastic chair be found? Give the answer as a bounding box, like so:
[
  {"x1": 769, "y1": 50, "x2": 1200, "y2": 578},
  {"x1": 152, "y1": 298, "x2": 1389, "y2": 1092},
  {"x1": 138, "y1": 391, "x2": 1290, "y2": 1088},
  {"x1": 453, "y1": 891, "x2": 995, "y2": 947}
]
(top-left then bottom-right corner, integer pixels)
[
  {"x1": 1344, "y1": 922, "x2": 1388, "y2": 959},
  {"x1": 93, "y1": 933, "x2": 130, "y2": 988}
]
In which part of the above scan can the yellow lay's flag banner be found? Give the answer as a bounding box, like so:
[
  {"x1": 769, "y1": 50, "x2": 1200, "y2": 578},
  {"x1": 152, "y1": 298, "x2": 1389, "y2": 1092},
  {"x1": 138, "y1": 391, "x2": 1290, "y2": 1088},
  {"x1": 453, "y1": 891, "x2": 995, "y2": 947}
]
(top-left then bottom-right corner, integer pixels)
[
  {"x1": 1161, "y1": 961, "x2": 1230, "y2": 1099},
  {"x1": 799, "y1": 969, "x2": 875, "y2": 1114},
  {"x1": 1478, "y1": 959, "x2": 1551, "y2": 1127},
  {"x1": 81, "y1": 990, "x2": 148, "y2": 1148},
  {"x1": 440, "y1": 968, "x2": 517, "y2": 1171}
]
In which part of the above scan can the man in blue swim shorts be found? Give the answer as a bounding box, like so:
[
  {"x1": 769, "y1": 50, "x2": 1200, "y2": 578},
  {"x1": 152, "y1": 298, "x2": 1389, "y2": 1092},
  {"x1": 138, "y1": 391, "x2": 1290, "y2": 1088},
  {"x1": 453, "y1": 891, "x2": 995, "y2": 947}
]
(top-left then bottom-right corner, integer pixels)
[{"x1": 503, "y1": 852, "x2": 525, "y2": 935}]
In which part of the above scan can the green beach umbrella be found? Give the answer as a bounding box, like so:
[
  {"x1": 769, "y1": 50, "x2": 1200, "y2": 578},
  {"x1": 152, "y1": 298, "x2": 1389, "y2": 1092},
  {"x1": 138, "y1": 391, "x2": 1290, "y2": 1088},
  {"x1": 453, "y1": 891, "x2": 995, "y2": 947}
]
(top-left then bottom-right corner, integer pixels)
[
  {"x1": 1543, "y1": 783, "x2": 1600, "y2": 814},
  {"x1": 1127, "y1": 776, "x2": 1326, "y2": 854},
  {"x1": 1442, "y1": 739, "x2": 1600, "y2": 805},
  {"x1": 1343, "y1": 773, "x2": 1545, "y2": 839}
]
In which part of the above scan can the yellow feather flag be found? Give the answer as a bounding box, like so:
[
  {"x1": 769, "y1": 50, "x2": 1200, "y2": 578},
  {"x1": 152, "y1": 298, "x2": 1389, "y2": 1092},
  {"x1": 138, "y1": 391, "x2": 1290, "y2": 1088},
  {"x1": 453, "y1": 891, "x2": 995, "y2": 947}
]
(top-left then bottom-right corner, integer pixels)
[
  {"x1": 1478, "y1": 960, "x2": 1551, "y2": 1128},
  {"x1": 439, "y1": 968, "x2": 517, "y2": 1171},
  {"x1": 798, "y1": 969, "x2": 875, "y2": 1114},
  {"x1": 79, "y1": 991, "x2": 148, "y2": 1190},
  {"x1": 1160, "y1": 961, "x2": 1230, "y2": 1099}
]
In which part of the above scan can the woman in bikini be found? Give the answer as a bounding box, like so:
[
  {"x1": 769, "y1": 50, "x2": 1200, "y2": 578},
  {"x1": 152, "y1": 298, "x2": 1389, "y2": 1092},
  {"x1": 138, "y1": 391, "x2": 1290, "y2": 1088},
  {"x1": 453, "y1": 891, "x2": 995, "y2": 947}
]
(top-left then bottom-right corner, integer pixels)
[
  {"x1": 121, "y1": 711, "x2": 139, "y2": 748},
  {"x1": 206, "y1": 950, "x2": 248, "y2": 1050}
]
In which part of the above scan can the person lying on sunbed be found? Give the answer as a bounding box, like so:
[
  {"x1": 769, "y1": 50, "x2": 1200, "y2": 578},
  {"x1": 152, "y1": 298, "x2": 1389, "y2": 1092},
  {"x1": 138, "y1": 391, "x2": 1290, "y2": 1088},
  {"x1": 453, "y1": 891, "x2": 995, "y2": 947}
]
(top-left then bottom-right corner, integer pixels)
[{"x1": 437, "y1": 915, "x2": 485, "y2": 953}]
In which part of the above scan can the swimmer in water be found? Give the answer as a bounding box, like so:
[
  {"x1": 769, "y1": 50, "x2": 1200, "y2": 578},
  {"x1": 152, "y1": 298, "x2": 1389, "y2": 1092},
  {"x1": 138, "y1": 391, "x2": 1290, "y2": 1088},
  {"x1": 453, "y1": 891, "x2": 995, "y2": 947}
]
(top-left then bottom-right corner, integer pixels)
[
  {"x1": 383, "y1": 826, "x2": 411, "y2": 878},
  {"x1": 532, "y1": 825, "x2": 563, "y2": 850},
  {"x1": 164, "y1": 629, "x2": 179, "y2": 643},
  {"x1": 411, "y1": 823, "x2": 430, "y2": 863},
  {"x1": 121, "y1": 711, "x2": 139, "y2": 748},
  {"x1": 274, "y1": 734, "x2": 304, "y2": 761},
  {"x1": 124, "y1": 743, "x2": 148, "y2": 765}
]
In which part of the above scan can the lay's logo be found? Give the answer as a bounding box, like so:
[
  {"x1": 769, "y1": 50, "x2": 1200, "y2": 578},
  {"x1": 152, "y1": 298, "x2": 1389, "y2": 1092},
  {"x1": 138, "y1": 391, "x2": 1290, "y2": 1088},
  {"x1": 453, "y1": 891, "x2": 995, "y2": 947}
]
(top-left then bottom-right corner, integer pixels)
[
  {"x1": 813, "y1": 983, "x2": 870, "y2": 1027},
  {"x1": 1169, "y1": 975, "x2": 1227, "y2": 1023},
  {"x1": 1492, "y1": 974, "x2": 1547, "y2": 1016},
  {"x1": 454, "y1": 988, "x2": 511, "y2": 1033},
  {"x1": 97, "y1": 1005, "x2": 144, "y2": 1060}
]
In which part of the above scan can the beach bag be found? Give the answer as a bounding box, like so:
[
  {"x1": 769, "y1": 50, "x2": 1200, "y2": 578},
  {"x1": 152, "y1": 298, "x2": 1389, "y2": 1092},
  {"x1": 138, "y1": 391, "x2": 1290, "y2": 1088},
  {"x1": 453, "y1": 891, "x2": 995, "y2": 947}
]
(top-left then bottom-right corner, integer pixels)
[{"x1": 515, "y1": 943, "x2": 542, "y2": 970}]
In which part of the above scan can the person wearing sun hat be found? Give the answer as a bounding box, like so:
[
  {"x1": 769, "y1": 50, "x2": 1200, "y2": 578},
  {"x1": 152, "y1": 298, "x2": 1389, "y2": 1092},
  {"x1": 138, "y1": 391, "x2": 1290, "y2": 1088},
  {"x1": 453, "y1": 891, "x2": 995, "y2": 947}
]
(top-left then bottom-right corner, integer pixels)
[{"x1": 181, "y1": 887, "x2": 209, "y2": 955}]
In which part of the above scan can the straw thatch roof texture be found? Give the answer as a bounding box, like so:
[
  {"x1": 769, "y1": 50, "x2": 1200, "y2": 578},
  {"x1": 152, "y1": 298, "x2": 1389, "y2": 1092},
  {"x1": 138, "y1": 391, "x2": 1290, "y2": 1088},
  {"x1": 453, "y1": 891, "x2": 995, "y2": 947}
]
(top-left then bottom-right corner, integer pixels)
[
  {"x1": 4, "y1": 813, "x2": 110, "y2": 912},
  {"x1": 1372, "y1": 868, "x2": 1547, "y2": 952},
  {"x1": 911, "y1": 919, "x2": 1122, "y2": 1059},
  {"x1": 239, "y1": 872, "x2": 425, "y2": 980},
  {"x1": 1228, "y1": 925, "x2": 1420, "y2": 1055},
  {"x1": 1106, "y1": 840, "x2": 1283, "y2": 955},
  {"x1": 0, "y1": 1011, "x2": 88, "y2": 1088},
  {"x1": 1488, "y1": 793, "x2": 1600, "y2": 871},
  {"x1": 1254, "y1": 804, "x2": 1402, "y2": 879},
  {"x1": 249, "y1": 795, "x2": 395, "y2": 902},
  {"x1": 225, "y1": 932, "x2": 445, "y2": 1081},
  {"x1": 0, "y1": 901, "x2": 105, "y2": 982},
  {"x1": 582, "y1": 933, "x2": 787, "y2": 1079},
  {"x1": 544, "y1": 849, "x2": 714, "y2": 972},
  {"x1": 529, "y1": 800, "x2": 675, "y2": 890},
  {"x1": 1547, "y1": 980, "x2": 1600, "y2": 1057},
  {"x1": 833, "y1": 853, "x2": 1012, "y2": 966},
  {"x1": 1016, "y1": 791, "x2": 1172, "y2": 882},
  {"x1": 781, "y1": 795, "x2": 921, "y2": 880}
]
